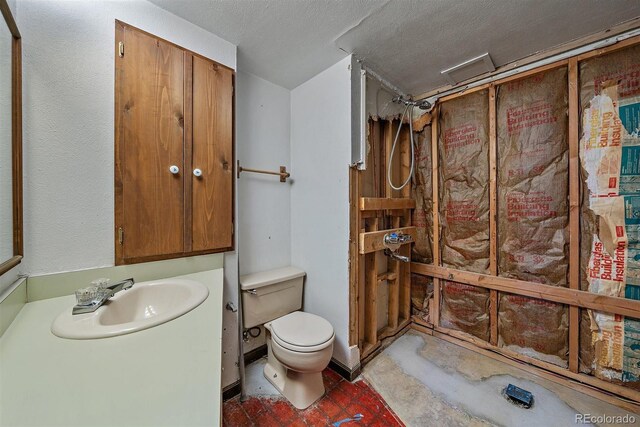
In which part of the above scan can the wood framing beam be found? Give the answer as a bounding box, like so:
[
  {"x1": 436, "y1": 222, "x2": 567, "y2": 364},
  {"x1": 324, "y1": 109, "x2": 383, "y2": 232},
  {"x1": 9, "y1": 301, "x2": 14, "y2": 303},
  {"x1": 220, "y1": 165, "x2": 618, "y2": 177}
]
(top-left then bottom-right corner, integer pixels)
[
  {"x1": 364, "y1": 219, "x2": 379, "y2": 349},
  {"x1": 409, "y1": 320, "x2": 640, "y2": 411},
  {"x1": 388, "y1": 217, "x2": 401, "y2": 330},
  {"x1": 415, "y1": 22, "x2": 640, "y2": 101},
  {"x1": 576, "y1": 33, "x2": 640, "y2": 61},
  {"x1": 431, "y1": 106, "x2": 441, "y2": 327},
  {"x1": 400, "y1": 116, "x2": 413, "y2": 325},
  {"x1": 568, "y1": 58, "x2": 580, "y2": 374},
  {"x1": 348, "y1": 167, "x2": 359, "y2": 347},
  {"x1": 432, "y1": 327, "x2": 639, "y2": 411},
  {"x1": 359, "y1": 226, "x2": 416, "y2": 254},
  {"x1": 438, "y1": 83, "x2": 491, "y2": 103},
  {"x1": 488, "y1": 85, "x2": 498, "y2": 347},
  {"x1": 412, "y1": 263, "x2": 640, "y2": 319},
  {"x1": 359, "y1": 197, "x2": 415, "y2": 211}
]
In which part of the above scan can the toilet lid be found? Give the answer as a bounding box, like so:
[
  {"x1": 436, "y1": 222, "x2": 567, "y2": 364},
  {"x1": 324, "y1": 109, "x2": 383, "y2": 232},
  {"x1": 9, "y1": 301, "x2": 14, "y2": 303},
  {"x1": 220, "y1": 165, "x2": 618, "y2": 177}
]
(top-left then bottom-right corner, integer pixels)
[{"x1": 271, "y1": 311, "x2": 334, "y2": 348}]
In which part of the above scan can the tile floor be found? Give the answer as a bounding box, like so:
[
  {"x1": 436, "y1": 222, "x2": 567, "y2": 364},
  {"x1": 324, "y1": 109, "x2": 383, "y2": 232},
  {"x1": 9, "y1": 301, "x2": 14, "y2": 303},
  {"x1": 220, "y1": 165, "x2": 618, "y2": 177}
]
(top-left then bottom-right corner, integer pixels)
[{"x1": 223, "y1": 367, "x2": 405, "y2": 426}]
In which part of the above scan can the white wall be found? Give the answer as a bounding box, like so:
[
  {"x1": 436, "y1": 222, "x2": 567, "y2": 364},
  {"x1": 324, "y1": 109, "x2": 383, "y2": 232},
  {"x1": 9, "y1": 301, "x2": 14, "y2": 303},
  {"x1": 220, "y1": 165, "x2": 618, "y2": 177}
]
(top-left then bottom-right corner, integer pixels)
[
  {"x1": 237, "y1": 72, "x2": 292, "y2": 275},
  {"x1": 16, "y1": 0, "x2": 235, "y2": 277},
  {"x1": 291, "y1": 56, "x2": 358, "y2": 369},
  {"x1": 221, "y1": 71, "x2": 292, "y2": 388}
]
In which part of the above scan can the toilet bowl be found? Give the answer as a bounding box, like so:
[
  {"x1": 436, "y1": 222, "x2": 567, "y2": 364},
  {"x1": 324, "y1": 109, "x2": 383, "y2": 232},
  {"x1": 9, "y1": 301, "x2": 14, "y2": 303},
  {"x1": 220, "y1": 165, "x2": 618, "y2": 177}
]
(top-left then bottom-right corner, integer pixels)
[
  {"x1": 240, "y1": 266, "x2": 335, "y2": 409},
  {"x1": 264, "y1": 311, "x2": 335, "y2": 409}
]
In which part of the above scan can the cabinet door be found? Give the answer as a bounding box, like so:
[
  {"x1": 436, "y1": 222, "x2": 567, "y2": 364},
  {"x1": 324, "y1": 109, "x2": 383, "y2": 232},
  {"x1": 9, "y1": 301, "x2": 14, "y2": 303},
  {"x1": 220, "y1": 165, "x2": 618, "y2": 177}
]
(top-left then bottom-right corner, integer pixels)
[
  {"x1": 116, "y1": 25, "x2": 185, "y2": 262},
  {"x1": 191, "y1": 56, "x2": 233, "y2": 251}
]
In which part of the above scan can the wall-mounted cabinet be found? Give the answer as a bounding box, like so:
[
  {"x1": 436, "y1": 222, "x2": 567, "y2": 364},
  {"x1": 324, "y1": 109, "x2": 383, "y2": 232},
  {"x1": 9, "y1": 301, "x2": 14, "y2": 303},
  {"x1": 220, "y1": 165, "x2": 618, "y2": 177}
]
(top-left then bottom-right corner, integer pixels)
[{"x1": 115, "y1": 21, "x2": 233, "y2": 265}]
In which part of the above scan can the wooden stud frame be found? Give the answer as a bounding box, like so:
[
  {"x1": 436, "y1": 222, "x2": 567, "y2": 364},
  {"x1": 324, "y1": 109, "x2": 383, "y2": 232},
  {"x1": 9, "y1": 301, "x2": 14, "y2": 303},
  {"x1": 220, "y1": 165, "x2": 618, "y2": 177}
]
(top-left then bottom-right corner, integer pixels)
[
  {"x1": 353, "y1": 118, "x2": 415, "y2": 360},
  {"x1": 0, "y1": 0, "x2": 23, "y2": 277},
  {"x1": 350, "y1": 33, "x2": 640, "y2": 408},
  {"x1": 568, "y1": 57, "x2": 580, "y2": 374},
  {"x1": 404, "y1": 34, "x2": 640, "y2": 407},
  {"x1": 488, "y1": 85, "x2": 498, "y2": 346}
]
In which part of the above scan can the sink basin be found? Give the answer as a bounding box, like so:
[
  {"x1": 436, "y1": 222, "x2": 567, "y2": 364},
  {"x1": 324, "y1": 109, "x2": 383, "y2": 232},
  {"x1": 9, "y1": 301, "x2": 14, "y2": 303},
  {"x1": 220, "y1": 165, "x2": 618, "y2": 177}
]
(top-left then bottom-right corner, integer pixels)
[{"x1": 51, "y1": 278, "x2": 209, "y2": 339}]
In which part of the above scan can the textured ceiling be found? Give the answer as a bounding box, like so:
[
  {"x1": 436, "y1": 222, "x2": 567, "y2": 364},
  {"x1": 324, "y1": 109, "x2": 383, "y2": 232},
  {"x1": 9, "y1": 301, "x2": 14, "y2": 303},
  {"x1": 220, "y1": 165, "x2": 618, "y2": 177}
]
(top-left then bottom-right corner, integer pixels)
[{"x1": 148, "y1": 0, "x2": 640, "y2": 94}]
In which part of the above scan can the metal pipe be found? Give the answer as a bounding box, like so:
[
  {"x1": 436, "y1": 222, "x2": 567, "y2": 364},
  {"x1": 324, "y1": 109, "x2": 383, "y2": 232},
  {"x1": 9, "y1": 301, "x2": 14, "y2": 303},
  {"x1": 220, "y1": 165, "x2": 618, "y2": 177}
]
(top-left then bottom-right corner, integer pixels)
[
  {"x1": 237, "y1": 161, "x2": 290, "y2": 182},
  {"x1": 359, "y1": 61, "x2": 409, "y2": 100},
  {"x1": 360, "y1": 27, "x2": 640, "y2": 112},
  {"x1": 418, "y1": 28, "x2": 640, "y2": 107},
  {"x1": 235, "y1": 161, "x2": 247, "y2": 402}
]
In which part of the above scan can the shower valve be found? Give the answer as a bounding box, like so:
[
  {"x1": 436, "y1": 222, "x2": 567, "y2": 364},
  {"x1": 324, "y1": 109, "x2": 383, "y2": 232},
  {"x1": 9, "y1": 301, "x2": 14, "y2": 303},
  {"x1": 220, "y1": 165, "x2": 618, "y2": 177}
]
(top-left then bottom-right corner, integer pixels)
[
  {"x1": 383, "y1": 232, "x2": 412, "y2": 263},
  {"x1": 383, "y1": 232, "x2": 412, "y2": 252}
]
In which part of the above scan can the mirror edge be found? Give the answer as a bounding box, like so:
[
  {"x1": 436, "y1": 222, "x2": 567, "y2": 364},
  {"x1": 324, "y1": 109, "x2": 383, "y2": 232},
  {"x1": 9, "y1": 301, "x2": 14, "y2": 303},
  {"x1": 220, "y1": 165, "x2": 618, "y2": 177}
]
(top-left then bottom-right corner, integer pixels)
[{"x1": 0, "y1": 0, "x2": 22, "y2": 278}]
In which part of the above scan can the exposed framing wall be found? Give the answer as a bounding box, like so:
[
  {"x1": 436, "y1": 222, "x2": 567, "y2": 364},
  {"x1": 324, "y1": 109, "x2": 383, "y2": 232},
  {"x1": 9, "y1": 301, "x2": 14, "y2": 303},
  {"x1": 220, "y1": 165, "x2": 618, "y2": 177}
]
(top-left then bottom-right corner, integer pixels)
[
  {"x1": 350, "y1": 33, "x2": 640, "y2": 411},
  {"x1": 349, "y1": 118, "x2": 415, "y2": 360}
]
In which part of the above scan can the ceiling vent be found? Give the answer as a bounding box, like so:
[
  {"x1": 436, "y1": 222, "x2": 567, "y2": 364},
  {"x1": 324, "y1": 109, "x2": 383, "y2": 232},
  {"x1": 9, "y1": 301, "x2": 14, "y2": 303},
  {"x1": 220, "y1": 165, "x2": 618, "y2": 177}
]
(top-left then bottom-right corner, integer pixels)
[{"x1": 440, "y1": 53, "x2": 495, "y2": 85}]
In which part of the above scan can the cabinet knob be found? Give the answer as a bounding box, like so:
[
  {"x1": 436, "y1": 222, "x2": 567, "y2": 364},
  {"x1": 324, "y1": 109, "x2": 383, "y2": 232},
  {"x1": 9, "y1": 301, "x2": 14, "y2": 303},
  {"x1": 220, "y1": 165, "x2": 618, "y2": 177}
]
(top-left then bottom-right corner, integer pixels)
[
  {"x1": 169, "y1": 165, "x2": 180, "y2": 175},
  {"x1": 193, "y1": 168, "x2": 203, "y2": 177}
]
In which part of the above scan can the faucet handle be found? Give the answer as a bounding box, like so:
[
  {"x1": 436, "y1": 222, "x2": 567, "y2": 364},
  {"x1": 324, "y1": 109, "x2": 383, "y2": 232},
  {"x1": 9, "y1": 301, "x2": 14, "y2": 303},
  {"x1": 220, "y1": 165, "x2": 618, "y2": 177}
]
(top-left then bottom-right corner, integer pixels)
[
  {"x1": 91, "y1": 278, "x2": 111, "y2": 289},
  {"x1": 75, "y1": 286, "x2": 99, "y2": 306}
]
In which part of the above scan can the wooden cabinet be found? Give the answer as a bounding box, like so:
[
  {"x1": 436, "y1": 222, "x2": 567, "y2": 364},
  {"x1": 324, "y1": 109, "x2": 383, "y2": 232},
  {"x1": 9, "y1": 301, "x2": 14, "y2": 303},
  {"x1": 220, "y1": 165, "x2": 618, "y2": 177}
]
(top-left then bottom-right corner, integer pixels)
[{"x1": 115, "y1": 21, "x2": 233, "y2": 265}]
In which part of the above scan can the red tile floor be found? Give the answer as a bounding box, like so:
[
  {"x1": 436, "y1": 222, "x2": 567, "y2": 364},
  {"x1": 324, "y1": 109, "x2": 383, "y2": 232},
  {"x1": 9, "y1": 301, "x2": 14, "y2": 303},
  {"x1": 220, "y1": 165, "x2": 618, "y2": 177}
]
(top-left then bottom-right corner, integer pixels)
[{"x1": 223, "y1": 368, "x2": 404, "y2": 426}]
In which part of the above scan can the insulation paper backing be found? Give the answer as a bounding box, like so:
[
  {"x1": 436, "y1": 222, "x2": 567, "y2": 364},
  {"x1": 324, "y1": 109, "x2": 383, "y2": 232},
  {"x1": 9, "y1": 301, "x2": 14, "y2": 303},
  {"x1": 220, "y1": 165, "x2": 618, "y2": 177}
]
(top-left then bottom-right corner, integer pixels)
[
  {"x1": 579, "y1": 44, "x2": 640, "y2": 387},
  {"x1": 411, "y1": 126, "x2": 433, "y2": 322},
  {"x1": 496, "y1": 68, "x2": 569, "y2": 366},
  {"x1": 439, "y1": 90, "x2": 491, "y2": 340},
  {"x1": 412, "y1": 126, "x2": 433, "y2": 263},
  {"x1": 440, "y1": 280, "x2": 490, "y2": 341}
]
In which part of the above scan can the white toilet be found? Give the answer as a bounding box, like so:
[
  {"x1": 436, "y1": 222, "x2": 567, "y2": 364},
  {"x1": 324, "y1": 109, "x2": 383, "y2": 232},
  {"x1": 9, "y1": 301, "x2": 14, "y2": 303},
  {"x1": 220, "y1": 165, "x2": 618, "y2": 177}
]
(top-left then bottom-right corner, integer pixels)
[{"x1": 240, "y1": 267, "x2": 335, "y2": 409}]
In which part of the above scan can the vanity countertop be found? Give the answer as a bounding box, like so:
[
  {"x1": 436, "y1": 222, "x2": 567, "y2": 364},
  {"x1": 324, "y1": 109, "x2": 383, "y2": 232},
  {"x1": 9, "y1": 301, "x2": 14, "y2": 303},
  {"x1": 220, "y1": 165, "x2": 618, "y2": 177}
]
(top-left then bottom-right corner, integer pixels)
[{"x1": 0, "y1": 269, "x2": 224, "y2": 427}]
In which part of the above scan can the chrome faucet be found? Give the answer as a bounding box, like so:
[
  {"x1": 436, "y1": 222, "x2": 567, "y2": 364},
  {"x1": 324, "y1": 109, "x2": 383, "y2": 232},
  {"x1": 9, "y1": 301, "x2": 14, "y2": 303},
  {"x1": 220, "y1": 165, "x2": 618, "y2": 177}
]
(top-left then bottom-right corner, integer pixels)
[
  {"x1": 72, "y1": 278, "x2": 135, "y2": 315},
  {"x1": 383, "y1": 232, "x2": 412, "y2": 263},
  {"x1": 384, "y1": 248, "x2": 410, "y2": 263}
]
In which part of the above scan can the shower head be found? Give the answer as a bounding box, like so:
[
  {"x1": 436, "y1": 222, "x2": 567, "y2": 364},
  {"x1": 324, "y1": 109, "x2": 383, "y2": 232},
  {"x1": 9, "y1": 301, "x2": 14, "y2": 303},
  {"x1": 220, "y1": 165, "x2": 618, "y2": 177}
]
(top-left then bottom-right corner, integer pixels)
[{"x1": 416, "y1": 99, "x2": 432, "y2": 110}]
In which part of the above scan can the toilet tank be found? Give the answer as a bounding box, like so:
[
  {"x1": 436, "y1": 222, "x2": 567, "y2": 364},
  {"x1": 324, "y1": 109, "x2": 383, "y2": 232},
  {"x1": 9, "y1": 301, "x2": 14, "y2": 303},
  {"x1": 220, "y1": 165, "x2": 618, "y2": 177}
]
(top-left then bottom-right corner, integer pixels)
[{"x1": 240, "y1": 267, "x2": 305, "y2": 329}]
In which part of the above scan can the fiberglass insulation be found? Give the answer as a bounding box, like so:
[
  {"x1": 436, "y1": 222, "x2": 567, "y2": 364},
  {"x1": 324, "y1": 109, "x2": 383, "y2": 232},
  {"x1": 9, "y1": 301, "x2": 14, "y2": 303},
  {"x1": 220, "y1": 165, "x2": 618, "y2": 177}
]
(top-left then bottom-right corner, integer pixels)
[
  {"x1": 579, "y1": 44, "x2": 640, "y2": 388},
  {"x1": 412, "y1": 126, "x2": 433, "y2": 264},
  {"x1": 439, "y1": 90, "x2": 491, "y2": 340},
  {"x1": 496, "y1": 67, "x2": 570, "y2": 366},
  {"x1": 411, "y1": 127, "x2": 434, "y2": 321}
]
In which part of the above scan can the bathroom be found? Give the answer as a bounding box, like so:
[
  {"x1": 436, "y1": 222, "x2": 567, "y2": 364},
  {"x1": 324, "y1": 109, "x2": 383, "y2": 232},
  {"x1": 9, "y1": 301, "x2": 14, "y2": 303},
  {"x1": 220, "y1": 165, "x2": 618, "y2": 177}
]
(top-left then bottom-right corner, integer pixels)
[{"x1": 1, "y1": 0, "x2": 640, "y2": 425}]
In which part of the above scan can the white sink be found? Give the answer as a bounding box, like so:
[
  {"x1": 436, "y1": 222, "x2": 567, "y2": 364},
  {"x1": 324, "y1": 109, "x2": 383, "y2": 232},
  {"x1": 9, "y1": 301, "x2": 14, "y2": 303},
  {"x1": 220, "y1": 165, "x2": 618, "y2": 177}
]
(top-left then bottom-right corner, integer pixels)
[{"x1": 51, "y1": 278, "x2": 209, "y2": 339}]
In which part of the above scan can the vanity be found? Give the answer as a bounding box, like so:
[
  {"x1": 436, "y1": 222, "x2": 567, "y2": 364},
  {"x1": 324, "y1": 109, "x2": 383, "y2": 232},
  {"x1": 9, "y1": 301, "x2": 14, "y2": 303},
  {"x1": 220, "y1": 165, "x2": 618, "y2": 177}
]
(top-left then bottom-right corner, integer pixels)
[
  {"x1": 0, "y1": 0, "x2": 236, "y2": 424},
  {"x1": 0, "y1": 269, "x2": 224, "y2": 427}
]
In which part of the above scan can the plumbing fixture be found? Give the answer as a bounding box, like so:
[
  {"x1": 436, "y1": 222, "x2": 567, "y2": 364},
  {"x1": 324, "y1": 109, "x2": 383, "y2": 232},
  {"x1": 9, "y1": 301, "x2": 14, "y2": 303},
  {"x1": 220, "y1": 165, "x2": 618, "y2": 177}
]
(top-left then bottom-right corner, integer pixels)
[
  {"x1": 384, "y1": 248, "x2": 410, "y2": 263},
  {"x1": 72, "y1": 278, "x2": 134, "y2": 315},
  {"x1": 387, "y1": 95, "x2": 429, "y2": 191},
  {"x1": 225, "y1": 301, "x2": 237, "y2": 312},
  {"x1": 392, "y1": 96, "x2": 431, "y2": 110},
  {"x1": 383, "y1": 232, "x2": 412, "y2": 263},
  {"x1": 242, "y1": 326, "x2": 262, "y2": 342}
]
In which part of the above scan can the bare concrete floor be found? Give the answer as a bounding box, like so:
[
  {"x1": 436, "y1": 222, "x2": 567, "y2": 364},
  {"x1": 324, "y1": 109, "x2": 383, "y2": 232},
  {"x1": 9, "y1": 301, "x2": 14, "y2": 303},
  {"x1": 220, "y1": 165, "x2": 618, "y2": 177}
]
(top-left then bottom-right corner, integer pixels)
[{"x1": 362, "y1": 331, "x2": 638, "y2": 427}]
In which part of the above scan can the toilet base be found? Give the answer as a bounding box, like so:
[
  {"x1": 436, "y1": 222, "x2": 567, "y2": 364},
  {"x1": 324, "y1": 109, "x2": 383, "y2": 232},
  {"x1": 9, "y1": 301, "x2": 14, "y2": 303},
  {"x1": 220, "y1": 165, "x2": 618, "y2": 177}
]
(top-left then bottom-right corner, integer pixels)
[{"x1": 264, "y1": 341, "x2": 325, "y2": 409}]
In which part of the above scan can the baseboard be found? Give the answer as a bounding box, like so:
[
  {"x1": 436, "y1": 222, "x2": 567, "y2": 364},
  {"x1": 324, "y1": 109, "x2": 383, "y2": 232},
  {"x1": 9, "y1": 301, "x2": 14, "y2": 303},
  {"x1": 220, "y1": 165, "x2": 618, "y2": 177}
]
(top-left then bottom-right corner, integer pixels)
[
  {"x1": 329, "y1": 358, "x2": 361, "y2": 382},
  {"x1": 223, "y1": 346, "x2": 363, "y2": 402},
  {"x1": 244, "y1": 344, "x2": 268, "y2": 365},
  {"x1": 222, "y1": 381, "x2": 241, "y2": 401}
]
